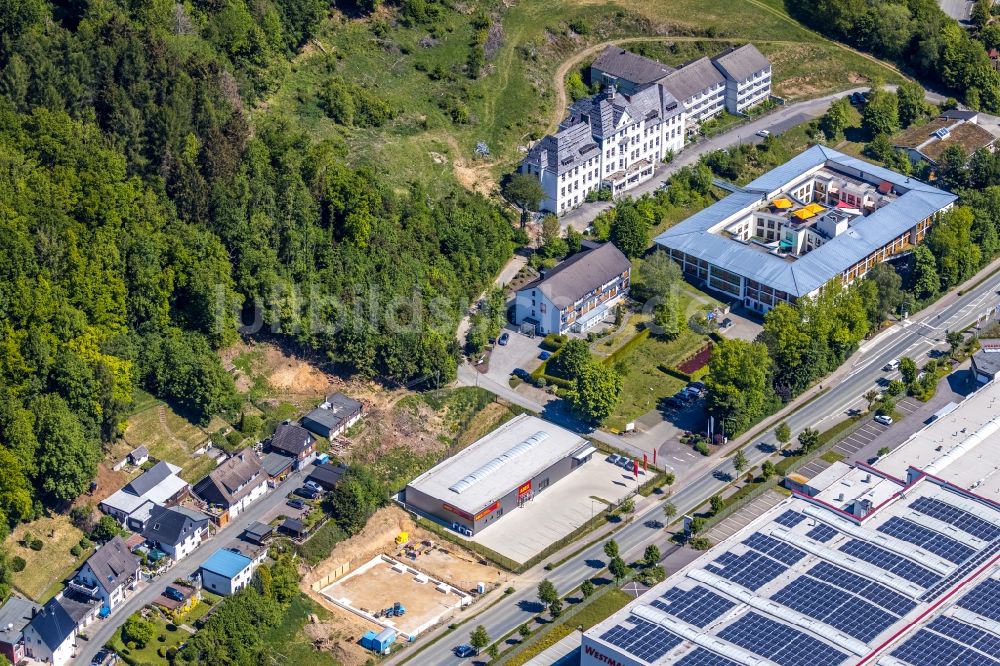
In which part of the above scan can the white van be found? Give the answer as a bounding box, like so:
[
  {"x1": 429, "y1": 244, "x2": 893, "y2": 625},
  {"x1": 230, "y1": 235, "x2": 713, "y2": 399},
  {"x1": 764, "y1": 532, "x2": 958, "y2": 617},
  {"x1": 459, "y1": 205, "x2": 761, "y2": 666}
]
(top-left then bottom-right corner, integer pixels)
[{"x1": 883, "y1": 359, "x2": 900, "y2": 372}]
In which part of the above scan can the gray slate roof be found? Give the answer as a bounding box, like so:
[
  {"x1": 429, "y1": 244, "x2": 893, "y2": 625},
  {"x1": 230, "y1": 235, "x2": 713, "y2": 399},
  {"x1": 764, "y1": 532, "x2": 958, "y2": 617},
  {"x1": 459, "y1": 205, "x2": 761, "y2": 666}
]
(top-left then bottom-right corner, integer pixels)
[
  {"x1": 270, "y1": 423, "x2": 315, "y2": 456},
  {"x1": 527, "y1": 122, "x2": 599, "y2": 175},
  {"x1": 126, "y1": 460, "x2": 176, "y2": 497},
  {"x1": 262, "y1": 451, "x2": 293, "y2": 477},
  {"x1": 303, "y1": 392, "x2": 362, "y2": 433},
  {"x1": 86, "y1": 536, "x2": 139, "y2": 593},
  {"x1": 658, "y1": 57, "x2": 725, "y2": 103},
  {"x1": 0, "y1": 595, "x2": 39, "y2": 645},
  {"x1": 591, "y1": 46, "x2": 673, "y2": 86},
  {"x1": 711, "y1": 43, "x2": 770, "y2": 82},
  {"x1": 519, "y1": 242, "x2": 631, "y2": 309},
  {"x1": 973, "y1": 343, "x2": 1000, "y2": 377},
  {"x1": 142, "y1": 505, "x2": 208, "y2": 547},
  {"x1": 194, "y1": 451, "x2": 265, "y2": 507},
  {"x1": 655, "y1": 145, "x2": 956, "y2": 296},
  {"x1": 28, "y1": 597, "x2": 77, "y2": 650}
]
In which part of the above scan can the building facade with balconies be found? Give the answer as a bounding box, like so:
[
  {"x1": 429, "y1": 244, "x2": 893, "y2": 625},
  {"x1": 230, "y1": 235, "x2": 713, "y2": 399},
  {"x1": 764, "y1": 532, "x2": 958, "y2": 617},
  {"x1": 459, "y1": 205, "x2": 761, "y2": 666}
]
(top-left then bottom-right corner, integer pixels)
[
  {"x1": 71, "y1": 536, "x2": 140, "y2": 613},
  {"x1": 514, "y1": 242, "x2": 631, "y2": 335}
]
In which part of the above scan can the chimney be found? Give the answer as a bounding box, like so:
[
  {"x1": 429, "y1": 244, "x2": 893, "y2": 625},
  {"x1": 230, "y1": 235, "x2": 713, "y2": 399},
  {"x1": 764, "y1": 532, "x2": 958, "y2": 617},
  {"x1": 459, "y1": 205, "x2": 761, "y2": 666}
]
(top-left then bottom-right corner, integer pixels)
[{"x1": 608, "y1": 82, "x2": 616, "y2": 100}]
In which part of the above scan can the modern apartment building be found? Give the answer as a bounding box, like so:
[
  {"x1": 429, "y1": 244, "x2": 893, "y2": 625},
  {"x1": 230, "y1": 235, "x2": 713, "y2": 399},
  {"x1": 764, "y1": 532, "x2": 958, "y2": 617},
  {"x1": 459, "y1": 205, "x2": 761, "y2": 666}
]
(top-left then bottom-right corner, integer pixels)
[
  {"x1": 655, "y1": 146, "x2": 956, "y2": 313},
  {"x1": 513, "y1": 241, "x2": 631, "y2": 335}
]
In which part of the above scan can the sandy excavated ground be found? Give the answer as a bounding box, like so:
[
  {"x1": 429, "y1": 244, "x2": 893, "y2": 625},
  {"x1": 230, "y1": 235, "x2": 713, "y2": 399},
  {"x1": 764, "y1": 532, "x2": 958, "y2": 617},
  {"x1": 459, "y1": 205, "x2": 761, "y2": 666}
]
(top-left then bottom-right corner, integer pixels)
[{"x1": 301, "y1": 506, "x2": 500, "y2": 663}]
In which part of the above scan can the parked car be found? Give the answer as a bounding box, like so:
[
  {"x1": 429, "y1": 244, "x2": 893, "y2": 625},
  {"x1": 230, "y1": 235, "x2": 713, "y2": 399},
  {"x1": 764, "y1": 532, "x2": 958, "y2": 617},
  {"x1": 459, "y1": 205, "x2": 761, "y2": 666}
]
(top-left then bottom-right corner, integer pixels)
[
  {"x1": 607, "y1": 454, "x2": 621, "y2": 465},
  {"x1": 293, "y1": 486, "x2": 319, "y2": 500},
  {"x1": 304, "y1": 480, "x2": 321, "y2": 492},
  {"x1": 287, "y1": 498, "x2": 306, "y2": 509},
  {"x1": 883, "y1": 359, "x2": 900, "y2": 371},
  {"x1": 688, "y1": 381, "x2": 706, "y2": 392},
  {"x1": 756, "y1": 129, "x2": 770, "y2": 138},
  {"x1": 665, "y1": 396, "x2": 685, "y2": 409},
  {"x1": 512, "y1": 368, "x2": 530, "y2": 380},
  {"x1": 850, "y1": 92, "x2": 865, "y2": 105},
  {"x1": 875, "y1": 414, "x2": 894, "y2": 426},
  {"x1": 455, "y1": 644, "x2": 478, "y2": 658},
  {"x1": 498, "y1": 332, "x2": 510, "y2": 345},
  {"x1": 720, "y1": 317, "x2": 733, "y2": 329},
  {"x1": 618, "y1": 457, "x2": 633, "y2": 469},
  {"x1": 164, "y1": 586, "x2": 186, "y2": 602},
  {"x1": 539, "y1": 351, "x2": 552, "y2": 360}
]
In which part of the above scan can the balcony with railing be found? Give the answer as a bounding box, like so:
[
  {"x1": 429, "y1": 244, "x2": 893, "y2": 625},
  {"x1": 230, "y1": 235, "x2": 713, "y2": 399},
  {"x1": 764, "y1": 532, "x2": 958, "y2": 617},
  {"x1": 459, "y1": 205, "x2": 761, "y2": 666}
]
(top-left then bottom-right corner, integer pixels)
[{"x1": 68, "y1": 578, "x2": 101, "y2": 599}]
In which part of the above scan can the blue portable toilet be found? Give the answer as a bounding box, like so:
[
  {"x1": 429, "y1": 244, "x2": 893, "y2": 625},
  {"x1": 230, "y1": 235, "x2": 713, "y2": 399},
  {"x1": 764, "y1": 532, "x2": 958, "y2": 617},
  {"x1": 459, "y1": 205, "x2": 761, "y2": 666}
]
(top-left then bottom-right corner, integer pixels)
[
  {"x1": 360, "y1": 630, "x2": 378, "y2": 650},
  {"x1": 373, "y1": 628, "x2": 397, "y2": 654}
]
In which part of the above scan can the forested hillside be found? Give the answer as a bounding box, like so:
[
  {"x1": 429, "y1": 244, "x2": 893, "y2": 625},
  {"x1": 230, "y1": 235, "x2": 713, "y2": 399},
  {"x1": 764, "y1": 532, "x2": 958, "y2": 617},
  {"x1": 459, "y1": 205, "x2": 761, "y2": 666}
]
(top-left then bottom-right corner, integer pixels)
[{"x1": 0, "y1": 0, "x2": 513, "y2": 537}]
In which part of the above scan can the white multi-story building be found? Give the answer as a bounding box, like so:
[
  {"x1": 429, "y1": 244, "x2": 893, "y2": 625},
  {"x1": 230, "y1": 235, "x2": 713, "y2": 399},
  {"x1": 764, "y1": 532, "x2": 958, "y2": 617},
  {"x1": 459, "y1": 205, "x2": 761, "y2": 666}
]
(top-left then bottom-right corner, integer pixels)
[
  {"x1": 522, "y1": 85, "x2": 684, "y2": 215},
  {"x1": 525, "y1": 44, "x2": 771, "y2": 215}
]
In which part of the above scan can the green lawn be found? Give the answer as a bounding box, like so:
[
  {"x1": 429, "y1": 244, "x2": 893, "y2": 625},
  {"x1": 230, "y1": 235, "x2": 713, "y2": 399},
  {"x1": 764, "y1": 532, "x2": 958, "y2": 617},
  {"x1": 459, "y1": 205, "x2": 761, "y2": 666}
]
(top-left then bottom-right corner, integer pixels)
[
  {"x1": 262, "y1": 595, "x2": 340, "y2": 666},
  {"x1": 109, "y1": 614, "x2": 187, "y2": 665},
  {"x1": 262, "y1": 0, "x2": 906, "y2": 194}
]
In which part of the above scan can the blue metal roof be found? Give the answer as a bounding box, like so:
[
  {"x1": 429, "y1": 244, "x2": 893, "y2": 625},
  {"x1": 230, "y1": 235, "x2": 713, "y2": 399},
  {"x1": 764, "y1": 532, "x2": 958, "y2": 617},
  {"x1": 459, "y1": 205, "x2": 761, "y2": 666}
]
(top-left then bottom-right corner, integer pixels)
[
  {"x1": 201, "y1": 548, "x2": 252, "y2": 579},
  {"x1": 655, "y1": 146, "x2": 956, "y2": 297}
]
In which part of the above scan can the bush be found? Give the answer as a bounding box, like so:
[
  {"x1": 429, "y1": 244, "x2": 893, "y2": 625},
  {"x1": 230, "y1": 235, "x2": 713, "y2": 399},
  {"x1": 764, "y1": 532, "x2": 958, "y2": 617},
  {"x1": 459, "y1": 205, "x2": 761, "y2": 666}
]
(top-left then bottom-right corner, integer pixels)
[
  {"x1": 541, "y1": 333, "x2": 567, "y2": 351},
  {"x1": 70, "y1": 545, "x2": 82, "y2": 557},
  {"x1": 694, "y1": 441, "x2": 710, "y2": 456},
  {"x1": 158, "y1": 634, "x2": 167, "y2": 642},
  {"x1": 29, "y1": 539, "x2": 42, "y2": 551},
  {"x1": 79, "y1": 537, "x2": 92, "y2": 550},
  {"x1": 688, "y1": 536, "x2": 713, "y2": 550},
  {"x1": 504, "y1": 586, "x2": 515, "y2": 595},
  {"x1": 10, "y1": 556, "x2": 25, "y2": 572}
]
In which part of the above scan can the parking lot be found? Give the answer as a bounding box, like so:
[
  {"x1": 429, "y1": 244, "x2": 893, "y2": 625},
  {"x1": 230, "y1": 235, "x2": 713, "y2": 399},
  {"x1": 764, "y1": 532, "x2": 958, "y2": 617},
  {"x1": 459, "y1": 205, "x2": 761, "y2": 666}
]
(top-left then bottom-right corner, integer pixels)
[
  {"x1": 468, "y1": 456, "x2": 644, "y2": 565},
  {"x1": 480, "y1": 326, "x2": 545, "y2": 384},
  {"x1": 704, "y1": 490, "x2": 786, "y2": 543}
]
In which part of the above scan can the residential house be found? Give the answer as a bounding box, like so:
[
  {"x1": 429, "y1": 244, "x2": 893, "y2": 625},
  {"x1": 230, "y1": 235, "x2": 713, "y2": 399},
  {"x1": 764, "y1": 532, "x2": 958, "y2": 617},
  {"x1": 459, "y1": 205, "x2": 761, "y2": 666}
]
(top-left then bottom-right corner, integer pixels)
[
  {"x1": 127, "y1": 445, "x2": 149, "y2": 467},
  {"x1": 199, "y1": 548, "x2": 261, "y2": 596},
  {"x1": 268, "y1": 423, "x2": 317, "y2": 469},
  {"x1": 0, "y1": 595, "x2": 39, "y2": 664},
  {"x1": 193, "y1": 451, "x2": 267, "y2": 526},
  {"x1": 893, "y1": 114, "x2": 997, "y2": 165},
  {"x1": 301, "y1": 392, "x2": 364, "y2": 439},
  {"x1": 261, "y1": 451, "x2": 293, "y2": 486},
  {"x1": 141, "y1": 505, "x2": 210, "y2": 562},
  {"x1": 306, "y1": 462, "x2": 348, "y2": 491},
  {"x1": 513, "y1": 242, "x2": 631, "y2": 335},
  {"x1": 972, "y1": 339, "x2": 1000, "y2": 384},
  {"x1": 99, "y1": 461, "x2": 190, "y2": 531},
  {"x1": 22, "y1": 593, "x2": 97, "y2": 666},
  {"x1": 69, "y1": 536, "x2": 140, "y2": 613}
]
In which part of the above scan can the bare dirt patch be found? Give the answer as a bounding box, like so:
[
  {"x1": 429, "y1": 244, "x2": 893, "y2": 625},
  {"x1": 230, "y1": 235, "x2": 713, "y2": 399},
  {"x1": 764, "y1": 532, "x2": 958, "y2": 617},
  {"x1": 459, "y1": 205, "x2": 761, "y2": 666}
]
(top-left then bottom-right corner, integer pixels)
[{"x1": 85, "y1": 462, "x2": 130, "y2": 506}]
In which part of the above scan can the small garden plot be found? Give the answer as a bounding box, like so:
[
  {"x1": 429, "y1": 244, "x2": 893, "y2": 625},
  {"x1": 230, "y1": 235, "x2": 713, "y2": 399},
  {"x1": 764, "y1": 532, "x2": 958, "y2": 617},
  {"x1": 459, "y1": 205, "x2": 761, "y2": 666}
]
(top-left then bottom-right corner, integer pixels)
[
  {"x1": 319, "y1": 555, "x2": 471, "y2": 638},
  {"x1": 677, "y1": 344, "x2": 713, "y2": 376},
  {"x1": 5, "y1": 515, "x2": 89, "y2": 602}
]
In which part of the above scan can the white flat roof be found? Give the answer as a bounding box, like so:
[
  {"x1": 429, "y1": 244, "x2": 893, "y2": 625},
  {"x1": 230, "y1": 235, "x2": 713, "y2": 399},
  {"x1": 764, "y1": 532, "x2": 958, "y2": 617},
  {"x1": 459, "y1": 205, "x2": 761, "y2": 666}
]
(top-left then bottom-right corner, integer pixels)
[
  {"x1": 875, "y1": 380, "x2": 1000, "y2": 499},
  {"x1": 406, "y1": 414, "x2": 588, "y2": 515}
]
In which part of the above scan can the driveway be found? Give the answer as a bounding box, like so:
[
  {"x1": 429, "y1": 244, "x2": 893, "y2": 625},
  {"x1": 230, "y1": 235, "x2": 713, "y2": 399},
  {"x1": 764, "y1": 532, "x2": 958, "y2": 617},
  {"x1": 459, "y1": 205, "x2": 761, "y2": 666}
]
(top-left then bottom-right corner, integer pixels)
[{"x1": 481, "y1": 327, "x2": 545, "y2": 384}]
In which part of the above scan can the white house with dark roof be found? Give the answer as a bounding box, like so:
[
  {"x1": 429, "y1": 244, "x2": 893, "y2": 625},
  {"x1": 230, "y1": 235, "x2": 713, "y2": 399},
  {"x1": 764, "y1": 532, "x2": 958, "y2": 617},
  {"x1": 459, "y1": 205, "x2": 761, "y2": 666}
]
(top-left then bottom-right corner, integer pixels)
[
  {"x1": 99, "y1": 460, "x2": 190, "y2": 531},
  {"x1": 514, "y1": 242, "x2": 631, "y2": 335},
  {"x1": 526, "y1": 43, "x2": 770, "y2": 214},
  {"x1": 301, "y1": 392, "x2": 363, "y2": 440},
  {"x1": 193, "y1": 450, "x2": 267, "y2": 526},
  {"x1": 141, "y1": 505, "x2": 210, "y2": 562},
  {"x1": 268, "y1": 422, "x2": 316, "y2": 469},
  {"x1": 22, "y1": 594, "x2": 96, "y2": 666},
  {"x1": 522, "y1": 84, "x2": 684, "y2": 214},
  {"x1": 69, "y1": 536, "x2": 140, "y2": 612}
]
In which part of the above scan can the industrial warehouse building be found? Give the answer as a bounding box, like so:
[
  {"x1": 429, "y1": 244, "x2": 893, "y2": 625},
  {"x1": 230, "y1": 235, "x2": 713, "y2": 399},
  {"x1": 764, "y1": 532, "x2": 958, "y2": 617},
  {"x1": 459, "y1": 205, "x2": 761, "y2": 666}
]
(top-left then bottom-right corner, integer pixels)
[
  {"x1": 655, "y1": 145, "x2": 956, "y2": 313},
  {"x1": 582, "y1": 378, "x2": 1000, "y2": 666},
  {"x1": 404, "y1": 414, "x2": 596, "y2": 536}
]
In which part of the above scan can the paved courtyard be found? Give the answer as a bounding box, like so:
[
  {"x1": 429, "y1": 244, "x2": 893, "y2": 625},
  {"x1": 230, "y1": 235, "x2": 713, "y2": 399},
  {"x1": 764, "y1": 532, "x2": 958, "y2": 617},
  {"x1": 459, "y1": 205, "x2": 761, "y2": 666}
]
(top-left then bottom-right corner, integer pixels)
[{"x1": 468, "y1": 457, "x2": 647, "y2": 565}]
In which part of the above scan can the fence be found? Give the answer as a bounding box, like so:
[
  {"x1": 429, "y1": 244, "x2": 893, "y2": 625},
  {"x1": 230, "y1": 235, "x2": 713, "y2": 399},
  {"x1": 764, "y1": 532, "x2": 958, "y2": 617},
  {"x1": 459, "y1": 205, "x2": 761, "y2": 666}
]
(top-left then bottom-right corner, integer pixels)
[{"x1": 309, "y1": 561, "x2": 351, "y2": 591}]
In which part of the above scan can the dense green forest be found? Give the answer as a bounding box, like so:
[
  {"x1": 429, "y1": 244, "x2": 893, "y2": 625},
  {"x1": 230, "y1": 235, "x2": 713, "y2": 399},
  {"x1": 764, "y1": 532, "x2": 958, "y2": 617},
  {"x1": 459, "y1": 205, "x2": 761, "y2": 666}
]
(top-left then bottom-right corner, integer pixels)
[
  {"x1": 788, "y1": 0, "x2": 1000, "y2": 110},
  {"x1": 0, "y1": 0, "x2": 513, "y2": 538}
]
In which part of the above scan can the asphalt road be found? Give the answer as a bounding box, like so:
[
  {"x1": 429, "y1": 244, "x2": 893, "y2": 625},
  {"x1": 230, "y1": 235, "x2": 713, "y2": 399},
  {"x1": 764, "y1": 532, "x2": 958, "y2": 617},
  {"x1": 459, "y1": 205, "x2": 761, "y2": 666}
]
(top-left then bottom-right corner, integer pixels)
[
  {"x1": 412, "y1": 267, "x2": 1000, "y2": 666},
  {"x1": 73, "y1": 469, "x2": 310, "y2": 665}
]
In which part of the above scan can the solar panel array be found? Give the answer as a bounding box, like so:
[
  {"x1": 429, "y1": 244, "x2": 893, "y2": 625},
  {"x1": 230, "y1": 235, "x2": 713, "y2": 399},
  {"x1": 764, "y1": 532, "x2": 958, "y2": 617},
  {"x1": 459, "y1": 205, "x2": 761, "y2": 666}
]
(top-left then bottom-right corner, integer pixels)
[
  {"x1": 704, "y1": 550, "x2": 787, "y2": 590},
  {"x1": 891, "y1": 628, "x2": 1000, "y2": 666},
  {"x1": 910, "y1": 497, "x2": 1000, "y2": 541},
  {"x1": 922, "y1": 537, "x2": 1000, "y2": 602},
  {"x1": 716, "y1": 612, "x2": 848, "y2": 666},
  {"x1": 929, "y1": 616, "x2": 1000, "y2": 660},
  {"x1": 771, "y1": 576, "x2": 896, "y2": 642},
  {"x1": 675, "y1": 648, "x2": 742, "y2": 666},
  {"x1": 774, "y1": 510, "x2": 806, "y2": 528},
  {"x1": 744, "y1": 532, "x2": 807, "y2": 565},
  {"x1": 599, "y1": 617, "x2": 682, "y2": 662},
  {"x1": 839, "y1": 539, "x2": 942, "y2": 587},
  {"x1": 878, "y1": 516, "x2": 977, "y2": 564},
  {"x1": 806, "y1": 523, "x2": 838, "y2": 542},
  {"x1": 957, "y1": 579, "x2": 1000, "y2": 622},
  {"x1": 808, "y1": 561, "x2": 916, "y2": 616},
  {"x1": 648, "y1": 585, "x2": 736, "y2": 628}
]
